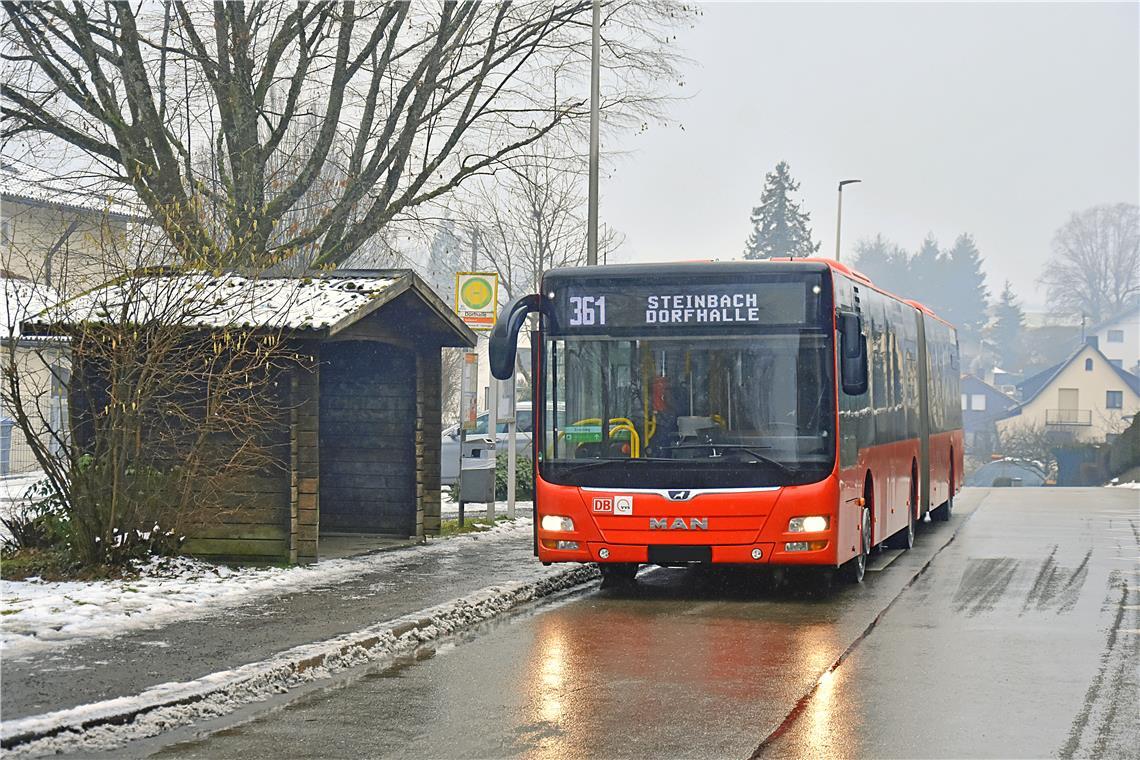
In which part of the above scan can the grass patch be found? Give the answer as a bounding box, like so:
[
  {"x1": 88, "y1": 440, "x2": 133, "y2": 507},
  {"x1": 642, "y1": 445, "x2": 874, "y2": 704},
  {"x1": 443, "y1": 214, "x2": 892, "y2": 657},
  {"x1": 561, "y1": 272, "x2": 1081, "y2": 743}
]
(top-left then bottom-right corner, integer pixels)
[
  {"x1": 0, "y1": 547, "x2": 133, "y2": 582},
  {"x1": 439, "y1": 515, "x2": 513, "y2": 537}
]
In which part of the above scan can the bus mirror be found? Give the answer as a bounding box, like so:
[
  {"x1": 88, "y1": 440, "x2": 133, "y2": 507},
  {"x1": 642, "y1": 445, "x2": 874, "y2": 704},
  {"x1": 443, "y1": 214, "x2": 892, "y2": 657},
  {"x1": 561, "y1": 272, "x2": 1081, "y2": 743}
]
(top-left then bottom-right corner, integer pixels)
[
  {"x1": 839, "y1": 311, "x2": 868, "y2": 395},
  {"x1": 490, "y1": 294, "x2": 542, "y2": 380}
]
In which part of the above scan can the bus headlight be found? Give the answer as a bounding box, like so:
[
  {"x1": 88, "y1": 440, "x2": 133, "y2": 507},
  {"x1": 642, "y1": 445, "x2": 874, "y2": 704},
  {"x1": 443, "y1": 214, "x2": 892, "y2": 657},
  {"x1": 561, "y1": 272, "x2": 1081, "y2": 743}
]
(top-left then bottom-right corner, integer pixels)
[
  {"x1": 541, "y1": 515, "x2": 575, "y2": 532},
  {"x1": 788, "y1": 516, "x2": 829, "y2": 533}
]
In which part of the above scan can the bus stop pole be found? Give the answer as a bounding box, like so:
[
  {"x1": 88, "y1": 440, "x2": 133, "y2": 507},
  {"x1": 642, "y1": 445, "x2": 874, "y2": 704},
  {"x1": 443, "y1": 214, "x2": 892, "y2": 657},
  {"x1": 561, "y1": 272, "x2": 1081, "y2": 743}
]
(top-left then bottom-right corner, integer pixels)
[
  {"x1": 507, "y1": 408, "x2": 517, "y2": 520},
  {"x1": 486, "y1": 374, "x2": 497, "y2": 522}
]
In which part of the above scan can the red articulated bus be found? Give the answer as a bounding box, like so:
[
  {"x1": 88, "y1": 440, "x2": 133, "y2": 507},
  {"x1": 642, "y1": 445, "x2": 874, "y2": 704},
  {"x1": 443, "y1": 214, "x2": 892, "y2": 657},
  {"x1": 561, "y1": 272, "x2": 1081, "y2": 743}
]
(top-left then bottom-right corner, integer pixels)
[{"x1": 489, "y1": 258, "x2": 963, "y2": 585}]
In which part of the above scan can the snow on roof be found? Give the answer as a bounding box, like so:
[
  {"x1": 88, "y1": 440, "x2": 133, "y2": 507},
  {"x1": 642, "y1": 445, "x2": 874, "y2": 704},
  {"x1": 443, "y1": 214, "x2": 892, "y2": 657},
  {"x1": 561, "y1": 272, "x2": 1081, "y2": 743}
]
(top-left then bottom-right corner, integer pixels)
[
  {"x1": 0, "y1": 159, "x2": 144, "y2": 220},
  {"x1": 30, "y1": 272, "x2": 403, "y2": 333},
  {"x1": 1, "y1": 276, "x2": 61, "y2": 339}
]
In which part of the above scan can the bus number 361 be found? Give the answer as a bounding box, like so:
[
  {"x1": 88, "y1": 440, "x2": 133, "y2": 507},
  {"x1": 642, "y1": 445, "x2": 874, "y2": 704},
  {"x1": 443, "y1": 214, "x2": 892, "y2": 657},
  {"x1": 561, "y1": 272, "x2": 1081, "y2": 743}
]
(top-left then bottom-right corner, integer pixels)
[{"x1": 569, "y1": 295, "x2": 606, "y2": 326}]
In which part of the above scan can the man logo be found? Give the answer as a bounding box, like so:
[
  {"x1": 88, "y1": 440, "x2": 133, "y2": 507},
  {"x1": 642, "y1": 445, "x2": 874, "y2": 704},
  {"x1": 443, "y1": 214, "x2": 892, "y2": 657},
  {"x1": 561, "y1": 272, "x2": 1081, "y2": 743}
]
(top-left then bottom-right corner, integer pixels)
[
  {"x1": 649, "y1": 517, "x2": 708, "y2": 530},
  {"x1": 667, "y1": 490, "x2": 692, "y2": 501}
]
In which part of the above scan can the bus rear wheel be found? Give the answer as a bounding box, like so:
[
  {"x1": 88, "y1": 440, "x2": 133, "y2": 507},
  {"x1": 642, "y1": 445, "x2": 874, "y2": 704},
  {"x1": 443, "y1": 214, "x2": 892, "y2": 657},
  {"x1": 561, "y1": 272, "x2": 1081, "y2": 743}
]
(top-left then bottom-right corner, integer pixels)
[
  {"x1": 599, "y1": 563, "x2": 639, "y2": 589},
  {"x1": 932, "y1": 463, "x2": 954, "y2": 522},
  {"x1": 839, "y1": 505, "x2": 871, "y2": 584}
]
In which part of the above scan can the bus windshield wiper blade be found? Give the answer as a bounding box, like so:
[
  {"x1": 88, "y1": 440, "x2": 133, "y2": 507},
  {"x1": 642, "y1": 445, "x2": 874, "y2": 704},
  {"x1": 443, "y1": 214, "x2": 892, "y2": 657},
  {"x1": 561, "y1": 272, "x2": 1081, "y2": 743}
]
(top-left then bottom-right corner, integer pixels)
[
  {"x1": 555, "y1": 457, "x2": 676, "y2": 473},
  {"x1": 667, "y1": 443, "x2": 793, "y2": 474}
]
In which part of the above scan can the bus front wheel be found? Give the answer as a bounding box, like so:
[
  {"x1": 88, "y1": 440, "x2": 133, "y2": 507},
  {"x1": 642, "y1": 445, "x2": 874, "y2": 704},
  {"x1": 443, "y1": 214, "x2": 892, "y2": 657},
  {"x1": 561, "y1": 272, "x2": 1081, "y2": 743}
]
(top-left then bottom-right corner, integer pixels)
[
  {"x1": 839, "y1": 505, "x2": 871, "y2": 584},
  {"x1": 599, "y1": 563, "x2": 639, "y2": 589}
]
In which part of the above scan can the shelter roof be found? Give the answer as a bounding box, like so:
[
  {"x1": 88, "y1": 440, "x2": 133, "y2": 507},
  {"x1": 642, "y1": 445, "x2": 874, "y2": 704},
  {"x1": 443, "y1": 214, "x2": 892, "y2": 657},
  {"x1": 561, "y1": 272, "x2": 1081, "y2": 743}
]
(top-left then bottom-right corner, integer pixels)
[{"x1": 24, "y1": 269, "x2": 476, "y2": 347}]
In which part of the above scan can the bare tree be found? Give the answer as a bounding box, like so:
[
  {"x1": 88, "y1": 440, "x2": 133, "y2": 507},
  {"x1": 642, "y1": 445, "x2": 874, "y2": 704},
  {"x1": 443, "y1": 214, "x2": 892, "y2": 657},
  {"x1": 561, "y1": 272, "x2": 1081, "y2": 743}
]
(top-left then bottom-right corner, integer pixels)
[
  {"x1": 1040, "y1": 203, "x2": 1139, "y2": 323},
  {"x1": 2, "y1": 1, "x2": 691, "y2": 270},
  {"x1": 458, "y1": 147, "x2": 622, "y2": 302}
]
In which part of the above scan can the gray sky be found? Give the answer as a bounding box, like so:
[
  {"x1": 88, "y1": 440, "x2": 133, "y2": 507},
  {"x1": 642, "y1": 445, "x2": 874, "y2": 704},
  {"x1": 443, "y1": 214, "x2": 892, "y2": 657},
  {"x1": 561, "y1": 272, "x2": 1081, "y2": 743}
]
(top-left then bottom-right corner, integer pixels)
[{"x1": 604, "y1": 1, "x2": 1139, "y2": 310}]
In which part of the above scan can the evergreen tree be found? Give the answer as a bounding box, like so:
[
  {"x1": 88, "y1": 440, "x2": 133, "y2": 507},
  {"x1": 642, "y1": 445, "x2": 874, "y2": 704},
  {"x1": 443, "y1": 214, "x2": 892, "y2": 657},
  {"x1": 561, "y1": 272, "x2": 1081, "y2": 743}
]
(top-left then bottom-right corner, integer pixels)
[
  {"x1": 909, "y1": 234, "x2": 944, "y2": 307},
  {"x1": 425, "y1": 220, "x2": 463, "y2": 304},
  {"x1": 743, "y1": 161, "x2": 821, "y2": 259},
  {"x1": 852, "y1": 235, "x2": 910, "y2": 295},
  {"x1": 991, "y1": 280, "x2": 1025, "y2": 370},
  {"x1": 940, "y1": 233, "x2": 990, "y2": 338}
]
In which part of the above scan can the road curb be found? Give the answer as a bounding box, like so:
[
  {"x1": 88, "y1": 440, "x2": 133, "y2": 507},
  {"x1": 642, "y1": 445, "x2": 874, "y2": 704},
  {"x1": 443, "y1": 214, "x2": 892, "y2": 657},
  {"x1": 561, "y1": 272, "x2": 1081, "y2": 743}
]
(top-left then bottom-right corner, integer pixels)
[{"x1": 1, "y1": 564, "x2": 600, "y2": 757}]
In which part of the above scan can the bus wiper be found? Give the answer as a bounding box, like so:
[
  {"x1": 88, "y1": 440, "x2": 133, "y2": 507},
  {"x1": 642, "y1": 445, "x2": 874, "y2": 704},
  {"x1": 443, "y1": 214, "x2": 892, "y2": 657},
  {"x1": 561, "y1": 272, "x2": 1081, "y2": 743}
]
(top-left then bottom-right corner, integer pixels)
[
  {"x1": 667, "y1": 443, "x2": 793, "y2": 474},
  {"x1": 557, "y1": 457, "x2": 676, "y2": 473}
]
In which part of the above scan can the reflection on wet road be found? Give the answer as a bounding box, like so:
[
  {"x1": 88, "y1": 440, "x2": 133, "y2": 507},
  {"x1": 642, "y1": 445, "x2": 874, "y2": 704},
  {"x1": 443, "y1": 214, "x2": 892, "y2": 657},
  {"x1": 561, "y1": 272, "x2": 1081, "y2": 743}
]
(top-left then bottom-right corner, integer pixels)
[{"x1": 153, "y1": 488, "x2": 1138, "y2": 759}]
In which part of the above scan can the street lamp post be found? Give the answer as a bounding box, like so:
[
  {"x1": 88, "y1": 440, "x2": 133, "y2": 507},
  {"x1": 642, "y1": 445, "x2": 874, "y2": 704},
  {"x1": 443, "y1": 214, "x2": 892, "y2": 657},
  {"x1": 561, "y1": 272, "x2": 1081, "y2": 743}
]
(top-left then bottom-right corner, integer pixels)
[
  {"x1": 834, "y1": 179, "x2": 862, "y2": 263},
  {"x1": 586, "y1": 0, "x2": 601, "y2": 266}
]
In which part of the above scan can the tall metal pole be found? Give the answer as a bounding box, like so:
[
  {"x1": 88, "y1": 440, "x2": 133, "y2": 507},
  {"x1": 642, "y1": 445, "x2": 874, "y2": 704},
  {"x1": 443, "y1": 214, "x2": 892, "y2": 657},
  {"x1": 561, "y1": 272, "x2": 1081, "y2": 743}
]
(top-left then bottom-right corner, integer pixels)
[
  {"x1": 587, "y1": 0, "x2": 601, "y2": 266},
  {"x1": 834, "y1": 189, "x2": 844, "y2": 263},
  {"x1": 834, "y1": 179, "x2": 862, "y2": 263}
]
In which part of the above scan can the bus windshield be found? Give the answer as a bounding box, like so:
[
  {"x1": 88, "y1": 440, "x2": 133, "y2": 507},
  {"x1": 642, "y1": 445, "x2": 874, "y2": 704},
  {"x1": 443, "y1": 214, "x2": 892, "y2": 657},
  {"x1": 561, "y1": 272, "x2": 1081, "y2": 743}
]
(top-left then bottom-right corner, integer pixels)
[{"x1": 542, "y1": 330, "x2": 835, "y2": 489}]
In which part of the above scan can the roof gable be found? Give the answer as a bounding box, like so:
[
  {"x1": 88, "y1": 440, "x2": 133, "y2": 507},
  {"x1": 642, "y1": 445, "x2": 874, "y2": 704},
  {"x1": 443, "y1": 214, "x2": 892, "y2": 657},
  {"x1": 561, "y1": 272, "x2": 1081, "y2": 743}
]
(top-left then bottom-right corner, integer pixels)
[{"x1": 1015, "y1": 342, "x2": 1140, "y2": 407}]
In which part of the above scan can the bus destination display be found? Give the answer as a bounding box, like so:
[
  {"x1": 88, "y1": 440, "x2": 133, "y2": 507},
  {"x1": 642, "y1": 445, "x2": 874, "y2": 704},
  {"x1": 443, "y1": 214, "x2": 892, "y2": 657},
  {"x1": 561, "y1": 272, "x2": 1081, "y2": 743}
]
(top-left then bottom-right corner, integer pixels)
[{"x1": 550, "y1": 281, "x2": 812, "y2": 333}]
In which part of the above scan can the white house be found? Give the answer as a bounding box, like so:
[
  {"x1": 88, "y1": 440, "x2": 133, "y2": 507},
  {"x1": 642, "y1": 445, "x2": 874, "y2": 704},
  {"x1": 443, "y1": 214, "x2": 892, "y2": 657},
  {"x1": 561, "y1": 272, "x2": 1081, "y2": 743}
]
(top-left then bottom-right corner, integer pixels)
[
  {"x1": 997, "y1": 341, "x2": 1140, "y2": 446},
  {"x1": 1089, "y1": 306, "x2": 1139, "y2": 377}
]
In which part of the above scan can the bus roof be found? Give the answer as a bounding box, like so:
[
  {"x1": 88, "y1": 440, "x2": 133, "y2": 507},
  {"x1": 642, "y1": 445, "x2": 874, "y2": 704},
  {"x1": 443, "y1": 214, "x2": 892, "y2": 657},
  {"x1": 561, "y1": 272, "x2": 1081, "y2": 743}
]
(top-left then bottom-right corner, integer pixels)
[{"x1": 542, "y1": 258, "x2": 951, "y2": 327}]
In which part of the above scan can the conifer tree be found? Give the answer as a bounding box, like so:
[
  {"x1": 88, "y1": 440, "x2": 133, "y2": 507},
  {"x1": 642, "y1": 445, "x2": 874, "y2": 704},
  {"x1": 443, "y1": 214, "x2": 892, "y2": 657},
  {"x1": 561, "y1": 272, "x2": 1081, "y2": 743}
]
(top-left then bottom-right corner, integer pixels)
[
  {"x1": 991, "y1": 280, "x2": 1025, "y2": 370},
  {"x1": 743, "y1": 161, "x2": 821, "y2": 259},
  {"x1": 425, "y1": 220, "x2": 463, "y2": 304},
  {"x1": 909, "y1": 234, "x2": 944, "y2": 307},
  {"x1": 852, "y1": 235, "x2": 910, "y2": 295},
  {"x1": 941, "y1": 233, "x2": 990, "y2": 338}
]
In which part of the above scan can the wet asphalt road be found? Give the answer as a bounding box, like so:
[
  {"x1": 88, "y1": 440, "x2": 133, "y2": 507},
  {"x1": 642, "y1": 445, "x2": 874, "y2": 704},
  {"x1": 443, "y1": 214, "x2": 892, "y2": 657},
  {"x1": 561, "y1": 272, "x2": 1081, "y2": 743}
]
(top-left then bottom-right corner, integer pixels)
[{"x1": 149, "y1": 488, "x2": 1138, "y2": 759}]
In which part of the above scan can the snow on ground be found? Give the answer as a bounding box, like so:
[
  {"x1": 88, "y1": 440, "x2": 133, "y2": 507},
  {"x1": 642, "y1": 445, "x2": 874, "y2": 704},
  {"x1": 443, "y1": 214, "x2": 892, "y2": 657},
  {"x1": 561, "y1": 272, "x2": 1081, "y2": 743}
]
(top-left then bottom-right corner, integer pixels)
[
  {"x1": 1105, "y1": 480, "x2": 1140, "y2": 489},
  {"x1": 0, "y1": 517, "x2": 533, "y2": 659}
]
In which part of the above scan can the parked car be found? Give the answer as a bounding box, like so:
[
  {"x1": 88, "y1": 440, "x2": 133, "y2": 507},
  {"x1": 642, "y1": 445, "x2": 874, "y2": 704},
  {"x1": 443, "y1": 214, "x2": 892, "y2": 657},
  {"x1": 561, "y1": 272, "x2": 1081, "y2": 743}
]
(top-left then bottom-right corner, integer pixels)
[{"x1": 441, "y1": 402, "x2": 533, "y2": 486}]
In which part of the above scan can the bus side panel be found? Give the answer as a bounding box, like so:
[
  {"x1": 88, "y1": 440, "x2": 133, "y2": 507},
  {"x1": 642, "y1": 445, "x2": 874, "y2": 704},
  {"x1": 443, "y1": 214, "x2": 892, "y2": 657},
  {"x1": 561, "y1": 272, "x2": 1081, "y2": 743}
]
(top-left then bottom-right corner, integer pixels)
[{"x1": 860, "y1": 438, "x2": 922, "y2": 546}]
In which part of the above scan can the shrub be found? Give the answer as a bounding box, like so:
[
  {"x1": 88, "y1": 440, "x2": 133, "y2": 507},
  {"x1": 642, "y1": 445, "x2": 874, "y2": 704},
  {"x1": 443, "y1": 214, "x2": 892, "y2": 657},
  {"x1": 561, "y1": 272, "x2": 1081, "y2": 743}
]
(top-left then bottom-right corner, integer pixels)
[
  {"x1": 1108, "y1": 415, "x2": 1140, "y2": 477},
  {"x1": 495, "y1": 455, "x2": 533, "y2": 500},
  {"x1": 0, "y1": 479, "x2": 69, "y2": 551}
]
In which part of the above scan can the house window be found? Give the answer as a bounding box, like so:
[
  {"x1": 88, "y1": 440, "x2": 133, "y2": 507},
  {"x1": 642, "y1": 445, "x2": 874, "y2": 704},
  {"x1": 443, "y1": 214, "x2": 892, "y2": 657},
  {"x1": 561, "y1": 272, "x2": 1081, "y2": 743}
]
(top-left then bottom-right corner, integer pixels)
[
  {"x1": 1084, "y1": 358, "x2": 1093, "y2": 371},
  {"x1": 961, "y1": 394, "x2": 968, "y2": 411},
  {"x1": 1107, "y1": 330, "x2": 1124, "y2": 343},
  {"x1": 971, "y1": 394, "x2": 986, "y2": 411},
  {"x1": 1106, "y1": 391, "x2": 1123, "y2": 409}
]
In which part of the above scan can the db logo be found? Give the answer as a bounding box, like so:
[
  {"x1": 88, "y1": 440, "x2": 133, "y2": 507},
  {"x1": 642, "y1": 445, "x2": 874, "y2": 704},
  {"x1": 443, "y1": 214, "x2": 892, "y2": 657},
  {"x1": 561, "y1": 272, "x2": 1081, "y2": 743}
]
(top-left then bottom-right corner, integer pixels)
[{"x1": 592, "y1": 497, "x2": 613, "y2": 513}]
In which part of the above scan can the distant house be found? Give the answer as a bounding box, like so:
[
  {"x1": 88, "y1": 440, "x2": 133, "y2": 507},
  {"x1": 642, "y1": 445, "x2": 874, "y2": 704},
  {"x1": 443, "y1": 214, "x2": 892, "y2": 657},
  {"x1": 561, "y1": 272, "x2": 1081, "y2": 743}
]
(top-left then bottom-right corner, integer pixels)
[
  {"x1": 0, "y1": 276, "x2": 66, "y2": 475},
  {"x1": 0, "y1": 159, "x2": 145, "y2": 295},
  {"x1": 996, "y1": 341, "x2": 1140, "y2": 446},
  {"x1": 960, "y1": 374, "x2": 1018, "y2": 458},
  {"x1": 1088, "y1": 306, "x2": 1139, "y2": 377}
]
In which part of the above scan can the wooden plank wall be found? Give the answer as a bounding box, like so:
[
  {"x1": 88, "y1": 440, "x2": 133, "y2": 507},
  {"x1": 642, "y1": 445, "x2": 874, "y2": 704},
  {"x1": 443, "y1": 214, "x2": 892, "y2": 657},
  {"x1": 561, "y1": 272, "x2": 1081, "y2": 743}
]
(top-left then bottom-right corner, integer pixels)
[
  {"x1": 292, "y1": 342, "x2": 321, "y2": 563},
  {"x1": 318, "y1": 342, "x2": 416, "y2": 536},
  {"x1": 418, "y1": 349, "x2": 443, "y2": 537}
]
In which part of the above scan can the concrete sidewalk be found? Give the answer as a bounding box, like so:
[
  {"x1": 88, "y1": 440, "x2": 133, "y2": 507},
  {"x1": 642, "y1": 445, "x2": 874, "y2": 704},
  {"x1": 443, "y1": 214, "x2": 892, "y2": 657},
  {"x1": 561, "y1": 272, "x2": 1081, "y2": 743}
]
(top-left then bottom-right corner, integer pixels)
[{"x1": 2, "y1": 512, "x2": 546, "y2": 723}]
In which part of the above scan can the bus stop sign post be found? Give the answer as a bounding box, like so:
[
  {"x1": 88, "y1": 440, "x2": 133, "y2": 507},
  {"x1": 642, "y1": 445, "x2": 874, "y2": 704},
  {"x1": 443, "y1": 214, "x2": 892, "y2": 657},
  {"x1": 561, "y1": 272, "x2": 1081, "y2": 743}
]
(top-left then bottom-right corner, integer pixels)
[{"x1": 458, "y1": 352, "x2": 479, "y2": 526}]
